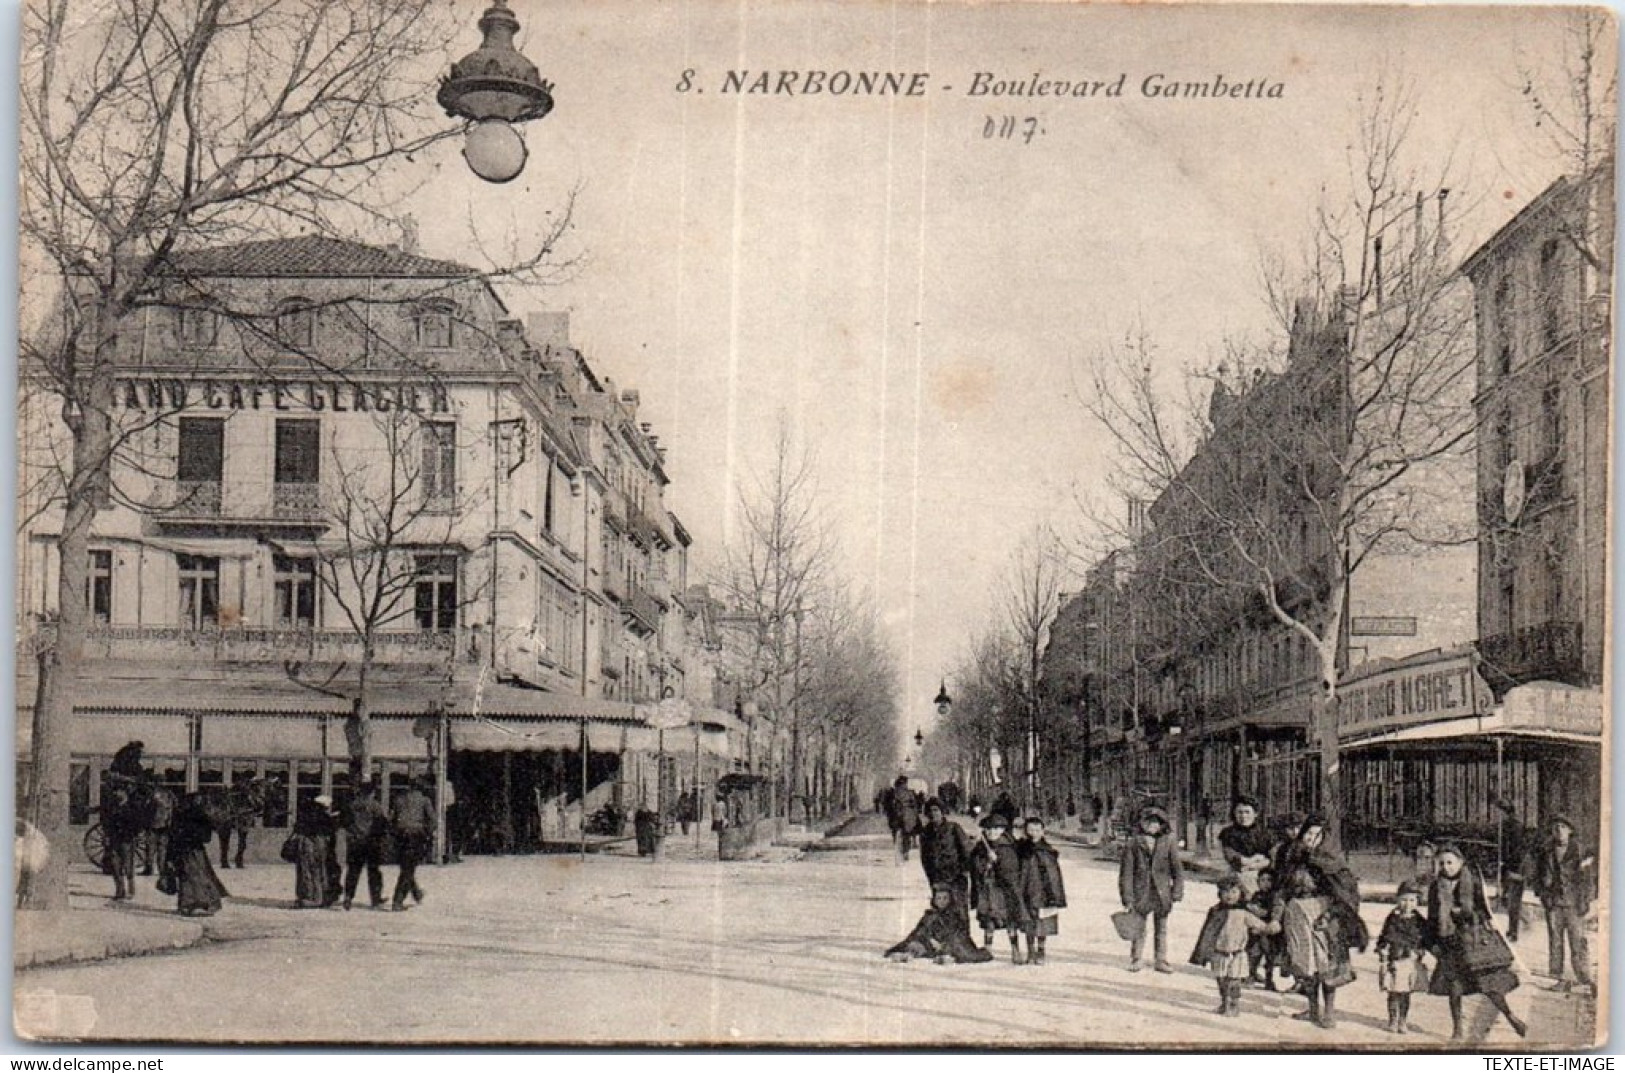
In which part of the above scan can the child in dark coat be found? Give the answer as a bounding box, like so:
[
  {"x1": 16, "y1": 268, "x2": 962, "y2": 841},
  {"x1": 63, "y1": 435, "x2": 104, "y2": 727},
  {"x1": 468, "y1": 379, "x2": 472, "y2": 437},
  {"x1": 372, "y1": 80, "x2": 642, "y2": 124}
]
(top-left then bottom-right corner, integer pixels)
[
  {"x1": 1376, "y1": 880, "x2": 1429, "y2": 1033},
  {"x1": 971, "y1": 814, "x2": 1030, "y2": 963},
  {"x1": 1246, "y1": 868, "x2": 1283, "y2": 990},
  {"x1": 1018, "y1": 817, "x2": 1068, "y2": 965},
  {"x1": 1191, "y1": 873, "x2": 1280, "y2": 1016},
  {"x1": 886, "y1": 884, "x2": 994, "y2": 964}
]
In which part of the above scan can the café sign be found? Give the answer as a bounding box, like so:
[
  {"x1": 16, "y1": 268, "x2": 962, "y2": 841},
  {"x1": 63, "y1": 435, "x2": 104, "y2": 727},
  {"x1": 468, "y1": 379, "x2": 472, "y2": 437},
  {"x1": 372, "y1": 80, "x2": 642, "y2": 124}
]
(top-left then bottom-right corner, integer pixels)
[
  {"x1": 1336, "y1": 651, "x2": 1491, "y2": 741},
  {"x1": 116, "y1": 377, "x2": 450, "y2": 415}
]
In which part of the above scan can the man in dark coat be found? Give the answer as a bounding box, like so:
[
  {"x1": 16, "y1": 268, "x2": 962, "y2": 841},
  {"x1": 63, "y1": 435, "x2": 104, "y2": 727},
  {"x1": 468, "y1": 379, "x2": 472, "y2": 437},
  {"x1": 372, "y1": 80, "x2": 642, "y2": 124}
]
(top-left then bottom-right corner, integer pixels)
[
  {"x1": 341, "y1": 779, "x2": 388, "y2": 910},
  {"x1": 390, "y1": 777, "x2": 436, "y2": 911},
  {"x1": 886, "y1": 776, "x2": 922, "y2": 861},
  {"x1": 918, "y1": 798, "x2": 975, "y2": 919},
  {"x1": 1118, "y1": 806, "x2": 1183, "y2": 972},
  {"x1": 1495, "y1": 798, "x2": 1531, "y2": 941},
  {"x1": 1532, "y1": 815, "x2": 1595, "y2": 991}
]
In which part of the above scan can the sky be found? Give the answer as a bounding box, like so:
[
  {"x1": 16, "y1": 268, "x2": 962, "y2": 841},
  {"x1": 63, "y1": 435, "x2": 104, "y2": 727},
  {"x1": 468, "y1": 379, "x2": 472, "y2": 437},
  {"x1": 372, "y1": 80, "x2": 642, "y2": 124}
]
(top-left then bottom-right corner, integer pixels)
[{"x1": 399, "y1": 0, "x2": 1595, "y2": 755}]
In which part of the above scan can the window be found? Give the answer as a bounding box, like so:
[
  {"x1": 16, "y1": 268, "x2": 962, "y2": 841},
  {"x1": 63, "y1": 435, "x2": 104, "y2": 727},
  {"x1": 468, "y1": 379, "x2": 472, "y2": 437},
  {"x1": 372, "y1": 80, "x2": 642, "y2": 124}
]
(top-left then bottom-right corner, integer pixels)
[
  {"x1": 1540, "y1": 380, "x2": 1563, "y2": 460},
  {"x1": 415, "y1": 304, "x2": 454, "y2": 349},
  {"x1": 178, "y1": 306, "x2": 219, "y2": 348},
  {"x1": 177, "y1": 418, "x2": 224, "y2": 483},
  {"x1": 69, "y1": 762, "x2": 90, "y2": 825},
  {"x1": 87, "y1": 549, "x2": 112, "y2": 623},
  {"x1": 422, "y1": 422, "x2": 456, "y2": 508},
  {"x1": 177, "y1": 554, "x2": 220, "y2": 629},
  {"x1": 276, "y1": 300, "x2": 316, "y2": 349},
  {"x1": 275, "y1": 419, "x2": 320, "y2": 484},
  {"x1": 1493, "y1": 270, "x2": 1514, "y2": 377},
  {"x1": 543, "y1": 462, "x2": 556, "y2": 536},
  {"x1": 274, "y1": 554, "x2": 317, "y2": 628},
  {"x1": 1538, "y1": 239, "x2": 1563, "y2": 349},
  {"x1": 414, "y1": 554, "x2": 459, "y2": 631}
]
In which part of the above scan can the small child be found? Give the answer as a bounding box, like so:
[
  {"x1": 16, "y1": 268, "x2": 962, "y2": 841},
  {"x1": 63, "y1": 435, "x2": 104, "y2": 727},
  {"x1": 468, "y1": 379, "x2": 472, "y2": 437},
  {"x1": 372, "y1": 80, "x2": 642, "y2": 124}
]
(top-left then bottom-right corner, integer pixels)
[
  {"x1": 971, "y1": 814, "x2": 1027, "y2": 961},
  {"x1": 1190, "y1": 873, "x2": 1280, "y2": 1016},
  {"x1": 1375, "y1": 879, "x2": 1429, "y2": 1033},
  {"x1": 885, "y1": 884, "x2": 993, "y2": 964},
  {"x1": 1246, "y1": 869, "x2": 1282, "y2": 990},
  {"x1": 1019, "y1": 816, "x2": 1068, "y2": 966}
]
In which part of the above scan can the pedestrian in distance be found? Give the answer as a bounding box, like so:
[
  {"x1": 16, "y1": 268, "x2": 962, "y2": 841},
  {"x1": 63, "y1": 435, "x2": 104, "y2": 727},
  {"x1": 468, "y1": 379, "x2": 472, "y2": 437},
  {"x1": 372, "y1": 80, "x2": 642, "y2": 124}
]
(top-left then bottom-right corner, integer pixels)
[
  {"x1": 1117, "y1": 806, "x2": 1182, "y2": 973},
  {"x1": 142, "y1": 785, "x2": 174, "y2": 879},
  {"x1": 1425, "y1": 843, "x2": 1526, "y2": 1040},
  {"x1": 884, "y1": 883, "x2": 994, "y2": 964},
  {"x1": 1017, "y1": 816, "x2": 1067, "y2": 965},
  {"x1": 1532, "y1": 814, "x2": 1595, "y2": 993},
  {"x1": 918, "y1": 798, "x2": 975, "y2": 923},
  {"x1": 390, "y1": 776, "x2": 436, "y2": 911},
  {"x1": 168, "y1": 791, "x2": 228, "y2": 918},
  {"x1": 970, "y1": 813, "x2": 1029, "y2": 962},
  {"x1": 1495, "y1": 798, "x2": 1531, "y2": 942},
  {"x1": 290, "y1": 794, "x2": 341, "y2": 909},
  {"x1": 886, "y1": 776, "x2": 923, "y2": 863},
  {"x1": 1189, "y1": 873, "x2": 1279, "y2": 1017},
  {"x1": 341, "y1": 779, "x2": 388, "y2": 910},
  {"x1": 1376, "y1": 879, "x2": 1429, "y2": 1034}
]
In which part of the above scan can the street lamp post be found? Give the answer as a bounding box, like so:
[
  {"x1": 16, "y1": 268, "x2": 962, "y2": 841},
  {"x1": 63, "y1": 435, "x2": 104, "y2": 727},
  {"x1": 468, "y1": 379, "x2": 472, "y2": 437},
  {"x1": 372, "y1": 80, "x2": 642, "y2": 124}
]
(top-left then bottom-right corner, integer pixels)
[{"x1": 438, "y1": 2, "x2": 555, "y2": 183}]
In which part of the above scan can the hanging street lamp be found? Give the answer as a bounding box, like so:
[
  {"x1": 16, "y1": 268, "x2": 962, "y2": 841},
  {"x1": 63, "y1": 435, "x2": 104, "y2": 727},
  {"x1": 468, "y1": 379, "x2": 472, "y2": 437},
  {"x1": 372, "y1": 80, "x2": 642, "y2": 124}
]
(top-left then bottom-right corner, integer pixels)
[
  {"x1": 438, "y1": 1, "x2": 555, "y2": 183},
  {"x1": 914, "y1": 728, "x2": 925, "y2": 748},
  {"x1": 933, "y1": 680, "x2": 953, "y2": 716}
]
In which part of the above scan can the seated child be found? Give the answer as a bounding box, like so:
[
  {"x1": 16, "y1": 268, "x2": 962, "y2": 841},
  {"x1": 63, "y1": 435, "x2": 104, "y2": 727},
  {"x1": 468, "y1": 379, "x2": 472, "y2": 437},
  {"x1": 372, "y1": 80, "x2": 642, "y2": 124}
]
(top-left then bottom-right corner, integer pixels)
[{"x1": 885, "y1": 884, "x2": 995, "y2": 964}]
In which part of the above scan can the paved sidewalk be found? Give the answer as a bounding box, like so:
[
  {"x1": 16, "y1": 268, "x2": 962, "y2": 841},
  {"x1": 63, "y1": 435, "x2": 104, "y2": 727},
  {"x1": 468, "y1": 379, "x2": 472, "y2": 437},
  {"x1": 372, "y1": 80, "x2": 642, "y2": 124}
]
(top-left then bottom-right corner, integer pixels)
[{"x1": 15, "y1": 907, "x2": 205, "y2": 970}]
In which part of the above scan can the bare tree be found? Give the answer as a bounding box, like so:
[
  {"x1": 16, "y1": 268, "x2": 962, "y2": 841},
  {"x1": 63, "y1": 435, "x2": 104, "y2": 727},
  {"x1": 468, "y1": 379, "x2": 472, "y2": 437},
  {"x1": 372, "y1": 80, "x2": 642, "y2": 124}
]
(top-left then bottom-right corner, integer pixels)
[
  {"x1": 281, "y1": 406, "x2": 490, "y2": 776},
  {"x1": 16, "y1": 0, "x2": 573, "y2": 909},
  {"x1": 712, "y1": 423, "x2": 835, "y2": 818},
  {"x1": 996, "y1": 525, "x2": 1068, "y2": 812},
  {"x1": 1079, "y1": 83, "x2": 1476, "y2": 848}
]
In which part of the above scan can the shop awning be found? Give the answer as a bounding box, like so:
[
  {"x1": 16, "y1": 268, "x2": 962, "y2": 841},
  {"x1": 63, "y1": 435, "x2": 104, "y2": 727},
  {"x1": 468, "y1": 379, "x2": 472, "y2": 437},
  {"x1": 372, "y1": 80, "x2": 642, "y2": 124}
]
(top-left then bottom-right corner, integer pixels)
[
  {"x1": 449, "y1": 717, "x2": 586, "y2": 752},
  {"x1": 1343, "y1": 707, "x2": 1601, "y2": 749}
]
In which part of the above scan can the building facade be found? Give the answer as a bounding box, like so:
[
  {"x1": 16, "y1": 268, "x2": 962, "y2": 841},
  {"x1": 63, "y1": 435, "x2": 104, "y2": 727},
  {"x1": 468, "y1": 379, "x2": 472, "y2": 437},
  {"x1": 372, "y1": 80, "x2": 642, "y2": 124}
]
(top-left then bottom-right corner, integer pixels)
[{"x1": 17, "y1": 236, "x2": 733, "y2": 859}]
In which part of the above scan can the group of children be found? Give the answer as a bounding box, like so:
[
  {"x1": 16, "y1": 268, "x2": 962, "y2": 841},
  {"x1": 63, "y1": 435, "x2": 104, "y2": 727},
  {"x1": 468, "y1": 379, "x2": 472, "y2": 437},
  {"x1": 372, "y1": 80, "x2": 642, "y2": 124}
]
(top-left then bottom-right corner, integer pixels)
[
  {"x1": 1189, "y1": 866, "x2": 1430, "y2": 1032},
  {"x1": 883, "y1": 807, "x2": 1441, "y2": 1038},
  {"x1": 885, "y1": 813, "x2": 1067, "y2": 966}
]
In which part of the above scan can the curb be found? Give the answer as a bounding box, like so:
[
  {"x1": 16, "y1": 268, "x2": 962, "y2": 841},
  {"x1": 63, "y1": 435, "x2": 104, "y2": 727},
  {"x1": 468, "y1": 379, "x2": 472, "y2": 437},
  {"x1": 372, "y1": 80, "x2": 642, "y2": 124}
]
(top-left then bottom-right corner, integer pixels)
[{"x1": 15, "y1": 910, "x2": 206, "y2": 971}]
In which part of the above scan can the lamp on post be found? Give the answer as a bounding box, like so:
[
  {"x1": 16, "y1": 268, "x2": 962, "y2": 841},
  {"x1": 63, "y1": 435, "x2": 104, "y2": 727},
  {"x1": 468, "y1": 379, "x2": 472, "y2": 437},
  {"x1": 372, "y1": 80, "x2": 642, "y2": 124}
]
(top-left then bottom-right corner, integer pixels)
[
  {"x1": 438, "y1": 2, "x2": 555, "y2": 183},
  {"x1": 934, "y1": 680, "x2": 953, "y2": 716}
]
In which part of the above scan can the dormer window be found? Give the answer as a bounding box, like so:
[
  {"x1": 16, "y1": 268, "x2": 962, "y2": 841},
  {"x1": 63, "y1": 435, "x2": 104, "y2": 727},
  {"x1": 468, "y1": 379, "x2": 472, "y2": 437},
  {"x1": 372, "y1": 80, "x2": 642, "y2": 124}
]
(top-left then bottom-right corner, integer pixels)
[
  {"x1": 178, "y1": 306, "x2": 219, "y2": 348},
  {"x1": 276, "y1": 299, "x2": 316, "y2": 349},
  {"x1": 415, "y1": 301, "x2": 456, "y2": 349}
]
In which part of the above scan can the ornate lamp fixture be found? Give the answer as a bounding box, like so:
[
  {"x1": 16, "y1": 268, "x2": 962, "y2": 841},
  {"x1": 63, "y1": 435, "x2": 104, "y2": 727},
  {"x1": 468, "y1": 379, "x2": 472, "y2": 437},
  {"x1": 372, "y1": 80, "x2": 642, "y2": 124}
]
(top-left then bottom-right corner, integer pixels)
[
  {"x1": 933, "y1": 680, "x2": 953, "y2": 716},
  {"x1": 438, "y1": 2, "x2": 555, "y2": 183}
]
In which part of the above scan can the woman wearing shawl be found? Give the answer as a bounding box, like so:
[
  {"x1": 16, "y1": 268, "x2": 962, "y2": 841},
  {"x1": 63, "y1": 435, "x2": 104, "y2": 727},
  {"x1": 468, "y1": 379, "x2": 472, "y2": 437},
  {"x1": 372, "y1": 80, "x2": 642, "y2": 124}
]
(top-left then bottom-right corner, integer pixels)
[
  {"x1": 168, "y1": 792, "x2": 228, "y2": 917},
  {"x1": 1427, "y1": 843, "x2": 1526, "y2": 1041}
]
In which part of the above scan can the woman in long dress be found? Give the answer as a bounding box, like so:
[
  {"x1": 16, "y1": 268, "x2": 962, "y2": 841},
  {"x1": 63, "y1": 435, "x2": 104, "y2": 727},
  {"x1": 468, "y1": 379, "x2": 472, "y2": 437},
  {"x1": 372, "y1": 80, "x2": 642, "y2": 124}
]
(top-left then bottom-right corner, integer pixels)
[
  {"x1": 291, "y1": 795, "x2": 341, "y2": 908},
  {"x1": 168, "y1": 792, "x2": 228, "y2": 917},
  {"x1": 1426, "y1": 843, "x2": 1527, "y2": 1041}
]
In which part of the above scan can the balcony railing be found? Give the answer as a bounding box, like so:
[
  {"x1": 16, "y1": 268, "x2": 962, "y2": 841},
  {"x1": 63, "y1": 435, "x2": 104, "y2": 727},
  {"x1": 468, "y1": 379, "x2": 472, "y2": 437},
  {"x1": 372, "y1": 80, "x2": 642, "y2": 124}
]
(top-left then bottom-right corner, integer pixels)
[
  {"x1": 1478, "y1": 620, "x2": 1584, "y2": 691},
  {"x1": 273, "y1": 481, "x2": 322, "y2": 518},
  {"x1": 170, "y1": 480, "x2": 222, "y2": 516},
  {"x1": 624, "y1": 583, "x2": 661, "y2": 635},
  {"x1": 78, "y1": 623, "x2": 478, "y2": 665}
]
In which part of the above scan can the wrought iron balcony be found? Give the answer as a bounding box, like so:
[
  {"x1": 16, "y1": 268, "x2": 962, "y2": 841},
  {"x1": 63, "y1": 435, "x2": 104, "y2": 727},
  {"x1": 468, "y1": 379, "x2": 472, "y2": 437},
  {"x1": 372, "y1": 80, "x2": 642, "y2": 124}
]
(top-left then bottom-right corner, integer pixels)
[
  {"x1": 170, "y1": 480, "x2": 222, "y2": 516},
  {"x1": 78, "y1": 623, "x2": 477, "y2": 665},
  {"x1": 273, "y1": 481, "x2": 322, "y2": 518},
  {"x1": 1477, "y1": 620, "x2": 1584, "y2": 691}
]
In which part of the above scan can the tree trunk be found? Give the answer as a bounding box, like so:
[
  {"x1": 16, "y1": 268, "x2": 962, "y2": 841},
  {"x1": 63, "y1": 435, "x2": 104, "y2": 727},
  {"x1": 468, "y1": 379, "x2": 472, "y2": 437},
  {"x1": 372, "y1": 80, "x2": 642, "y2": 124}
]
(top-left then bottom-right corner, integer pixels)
[
  {"x1": 347, "y1": 641, "x2": 376, "y2": 779},
  {"x1": 18, "y1": 305, "x2": 119, "y2": 911}
]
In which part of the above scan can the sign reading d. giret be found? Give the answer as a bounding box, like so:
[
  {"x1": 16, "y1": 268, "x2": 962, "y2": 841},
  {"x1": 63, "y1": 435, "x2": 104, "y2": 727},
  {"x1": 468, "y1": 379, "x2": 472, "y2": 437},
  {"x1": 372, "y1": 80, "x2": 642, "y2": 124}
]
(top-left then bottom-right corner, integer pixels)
[{"x1": 12, "y1": 0, "x2": 1612, "y2": 1051}]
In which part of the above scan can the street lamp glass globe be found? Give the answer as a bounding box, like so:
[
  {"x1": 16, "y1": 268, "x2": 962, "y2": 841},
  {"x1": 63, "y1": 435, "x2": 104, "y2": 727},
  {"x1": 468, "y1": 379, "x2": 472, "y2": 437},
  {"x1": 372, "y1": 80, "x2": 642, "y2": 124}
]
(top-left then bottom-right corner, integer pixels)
[{"x1": 463, "y1": 119, "x2": 528, "y2": 183}]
